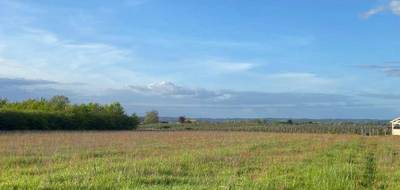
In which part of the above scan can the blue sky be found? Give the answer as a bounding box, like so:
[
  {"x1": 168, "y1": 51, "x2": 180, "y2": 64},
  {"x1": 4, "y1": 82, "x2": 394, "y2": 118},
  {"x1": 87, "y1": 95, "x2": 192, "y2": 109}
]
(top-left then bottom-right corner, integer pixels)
[{"x1": 1, "y1": 0, "x2": 400, "y2": 119}]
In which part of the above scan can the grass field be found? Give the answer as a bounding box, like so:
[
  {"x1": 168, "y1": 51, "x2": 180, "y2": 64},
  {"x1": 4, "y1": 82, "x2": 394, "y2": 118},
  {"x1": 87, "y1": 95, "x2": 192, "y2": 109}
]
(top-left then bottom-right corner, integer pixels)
[{"x1": 1, "y1": 131, "x2": 399, "y2": 189}]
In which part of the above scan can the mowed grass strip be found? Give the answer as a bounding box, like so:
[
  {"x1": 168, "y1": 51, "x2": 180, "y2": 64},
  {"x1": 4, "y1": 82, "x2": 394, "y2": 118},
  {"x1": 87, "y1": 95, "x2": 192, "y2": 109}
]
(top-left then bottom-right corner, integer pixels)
[{"x1": 0, "y1": 131, "x2": 399, "y2": 189}]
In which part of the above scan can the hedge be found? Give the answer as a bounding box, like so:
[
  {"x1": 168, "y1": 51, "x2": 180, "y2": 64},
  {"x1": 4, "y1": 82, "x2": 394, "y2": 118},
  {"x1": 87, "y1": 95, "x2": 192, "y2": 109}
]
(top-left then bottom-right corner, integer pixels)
[{"x1": 0, "y1": 110, "x2": 138, "y2": 130}]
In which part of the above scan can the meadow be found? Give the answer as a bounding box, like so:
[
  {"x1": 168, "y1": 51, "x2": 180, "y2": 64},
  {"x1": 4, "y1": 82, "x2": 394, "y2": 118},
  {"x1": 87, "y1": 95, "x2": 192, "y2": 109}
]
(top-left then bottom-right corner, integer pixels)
[{"x1": 1, "y1": 131, "x2": 400, "y2": 189}]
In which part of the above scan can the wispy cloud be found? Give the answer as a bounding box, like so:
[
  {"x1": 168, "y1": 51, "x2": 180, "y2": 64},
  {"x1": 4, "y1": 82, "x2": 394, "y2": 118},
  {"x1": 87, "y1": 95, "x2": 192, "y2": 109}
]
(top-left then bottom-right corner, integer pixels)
[
  {"x1": 203, "y1": 60, "x2": 256, "y2": 74},
  {"x1": 362, "y1": 0, "x2": 400, "y2": 18},
  {"x1": 0, "y1": 27, "x2": 154, "y2": 89},
  {"x1": 129, "y1": 81, "x2": 232, "y2": 101},
  {"x1": 261, "y1": 72, "x2": 337, "y2": 93},
  {"x1": 127, "y1": 81, "x2": 349, "y2": 106},
  {"x1": 142, "y1": 34, "x2": 315, "y2": 51},
  {"x1": 97, "y1": 81, "x2": 382, "y2": 118},
  {"x1": 0, "y1": 77, "x2": 77, "y2": 101},
  {"x1": 361, "y1": 6, "x2": 386, "y2": 19},
  {"x1": 358, "y1": 63, "x2": 400, "y2": 77},
  {"x1": 390, "y1": 0, "x2": 400, "y2": 15},
  {"x1": 360, "y1": 92, "x2": 400, "y2": 100},
  {"x1": 0, "y1": 77, "x2": 59, "y2": 87}
]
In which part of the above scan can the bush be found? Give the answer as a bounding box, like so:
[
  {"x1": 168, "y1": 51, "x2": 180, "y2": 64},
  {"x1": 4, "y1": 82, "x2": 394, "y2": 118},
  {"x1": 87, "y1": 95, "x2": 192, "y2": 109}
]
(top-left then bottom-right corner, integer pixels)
[
  {"x1": 144, "y1": 110, "x2": 159, "y2": 124},
  {"x1": 178, "y1": 116, "x2": 186, "y2": 123},
  {"x1": 0, "y1": 111, "x2": 138, "y2": 130},
  {"x1": 0, "y1": 96, "x2": 139, "y2": 130}
]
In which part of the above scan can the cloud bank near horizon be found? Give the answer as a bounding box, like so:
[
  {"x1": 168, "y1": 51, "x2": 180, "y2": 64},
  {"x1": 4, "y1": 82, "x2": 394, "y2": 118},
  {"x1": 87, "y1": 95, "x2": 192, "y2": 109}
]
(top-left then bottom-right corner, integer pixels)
[{"x1": 0, "y1": 78, "x2": 397, "y2": 119}]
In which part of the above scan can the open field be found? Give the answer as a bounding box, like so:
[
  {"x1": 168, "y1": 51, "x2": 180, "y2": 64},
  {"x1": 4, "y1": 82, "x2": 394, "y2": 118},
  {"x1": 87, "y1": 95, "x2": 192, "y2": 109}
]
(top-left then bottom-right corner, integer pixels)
[{"x1": 1, "y1": 131, "x2": 400, "y2": 189}]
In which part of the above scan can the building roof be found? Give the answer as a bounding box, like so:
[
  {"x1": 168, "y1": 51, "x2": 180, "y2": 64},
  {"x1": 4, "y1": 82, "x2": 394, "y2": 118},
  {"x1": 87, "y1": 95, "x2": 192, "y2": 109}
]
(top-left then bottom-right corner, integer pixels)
[{"x1": 391, "y1": 117, "x2": 400, "y2": 123}]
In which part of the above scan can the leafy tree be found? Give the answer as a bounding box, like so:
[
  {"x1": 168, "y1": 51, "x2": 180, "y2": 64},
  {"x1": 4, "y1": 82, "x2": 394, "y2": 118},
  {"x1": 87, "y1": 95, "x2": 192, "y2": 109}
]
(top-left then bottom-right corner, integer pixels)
[
  {"x1": 0, "y1": 96, "x2": 139, "y2": 130},
  {"x1": 0, "y1": 98, "x2": 7, "y2": 108},
  {"x1": 85, "y1": 103, "x2": 103, "y2": 113},
  {"x1": 106, "y1": 102, "x2": 125, "y2": 115},
  {"x1": 49, "y1": 95, "x2": 70, "y2": 111},
  {"x1": 256, "y1": 119, "x2": 267, "y2": 125},
  {"x1": 131, "y1": 113, "x2": 140, "y2": 128},
  {"x1": 144, "y1": 110, "x2": 159, "y2": 124},
  {"x1": 178, "y1": 116, "x2": 186, "y2": 123}
]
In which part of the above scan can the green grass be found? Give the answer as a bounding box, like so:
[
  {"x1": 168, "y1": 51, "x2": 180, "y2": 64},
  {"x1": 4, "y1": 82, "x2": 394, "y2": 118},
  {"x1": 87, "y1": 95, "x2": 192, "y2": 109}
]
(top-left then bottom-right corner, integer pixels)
[{"x1": 0, "y1": 131, "x2": 399, "y2": 189}]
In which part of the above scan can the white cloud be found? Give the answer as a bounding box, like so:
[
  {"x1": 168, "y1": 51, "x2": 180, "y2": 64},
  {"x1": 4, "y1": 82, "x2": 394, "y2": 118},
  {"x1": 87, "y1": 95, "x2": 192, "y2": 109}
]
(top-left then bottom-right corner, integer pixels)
[
  {"x1": 263, "y1": 72, "x2": 337, "y2": 93},
  {"x1": 0, "y1": 28, "x2": 157, "y2": 89},
  {"x1": 0, "y1": 0, "x2": 162, "y2": 89},
  {"x1": 358, "y1": 64, "x2": 400, "y2": 77},
  {"x1": 362, "y1": 0, "x2": 400, "y2": 18},
  {"x1": 361, "y1": 6, "x2": 386, "y2": 19},
  {"x1": 202, "y1": 60, "x2": 256, "y2": 74},
  {"x1": 0, "y1": 77, "x2": 59, "y2": 87},
  {"x1": 390, "y1": 0, "x2": 400, "y2": 15},
  {"x1": 129, "y1": 81, "x2": 232, "y2": 101},
  {"x1": 268, "y1": 72, "x2": 321, "y2": 79},
  {"x1": 130, "y1": 81, "x2": 192, "y2": 96}
]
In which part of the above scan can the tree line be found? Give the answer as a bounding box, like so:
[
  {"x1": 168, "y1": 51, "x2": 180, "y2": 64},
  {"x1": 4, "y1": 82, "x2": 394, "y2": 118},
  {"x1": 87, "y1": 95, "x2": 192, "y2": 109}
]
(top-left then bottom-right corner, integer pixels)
[{"x1": 0, "y1": 96, "x2": 139, "y2": 130}]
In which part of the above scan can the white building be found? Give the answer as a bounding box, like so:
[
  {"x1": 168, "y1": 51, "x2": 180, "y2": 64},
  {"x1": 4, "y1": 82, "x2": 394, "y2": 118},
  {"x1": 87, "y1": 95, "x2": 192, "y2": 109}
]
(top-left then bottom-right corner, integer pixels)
[{"x1": 390, "y1": 117, "x2": 400, "y2": 135}]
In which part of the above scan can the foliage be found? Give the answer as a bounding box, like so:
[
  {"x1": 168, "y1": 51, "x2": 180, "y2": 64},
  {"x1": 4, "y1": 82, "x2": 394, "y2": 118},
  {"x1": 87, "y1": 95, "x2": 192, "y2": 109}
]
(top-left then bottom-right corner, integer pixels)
[
  {"x1": 0, "y1": 96, "x2": 139, "y2": 130},
  {"x1": 0, "y1": 98, "x2": 7, "y2": 108},
  {"x1": 255, "y1": 118, "x2": 267, "y2": 125},
  {"x1": 130, "y1": 113, "x2": 140, "y2": 127},
  {"x1": 48, "y1": 95, "x2": 70, "y2": 111},
  {"x1": 143, "y1": 110, "x2": 159, "y2": 124},
  {"x1": 178, "y1": 116, "x2": 186, "y2": 123}
]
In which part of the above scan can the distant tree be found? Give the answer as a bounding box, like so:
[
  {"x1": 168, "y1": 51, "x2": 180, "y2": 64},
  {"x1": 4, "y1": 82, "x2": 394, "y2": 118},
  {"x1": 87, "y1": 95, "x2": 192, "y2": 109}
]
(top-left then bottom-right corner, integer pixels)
[
  {"x1": 178, "y1": 116, "x2": 186, "y2": 123},
  {"x1": 144, "y1": 110, "x2": 159, "y2": 124},
  {"x1": 287, "y1": 119, "x2": 293, "y2": 125},
  {"x1": 131, "y1": 113, "x2": 140, "y2": 128},
  {"x1": 0, "y1": 96, "x2": 140, "y2": 130},
  {"x1": 106, "y1": 102, "x2": 125, "y2": 115},
  {"x1": 49, "y1": 95, "x2": 70, "y2": 111},
  {"x1": 86, "y1": 103, "x2": 103, "y2": 113},
  {"x1": 256, "y1": 119, "x2": 267, "y2": 125},
  {"x1": 0, "y1": 98, "x2": 8, "y2": 108}
]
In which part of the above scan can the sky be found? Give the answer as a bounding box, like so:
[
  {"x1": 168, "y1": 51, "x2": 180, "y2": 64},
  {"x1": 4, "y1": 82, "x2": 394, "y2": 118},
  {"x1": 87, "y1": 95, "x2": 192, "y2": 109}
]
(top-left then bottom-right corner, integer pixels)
[{"x1": 0, "y1": 0, "x2": 400, "y2": 119}]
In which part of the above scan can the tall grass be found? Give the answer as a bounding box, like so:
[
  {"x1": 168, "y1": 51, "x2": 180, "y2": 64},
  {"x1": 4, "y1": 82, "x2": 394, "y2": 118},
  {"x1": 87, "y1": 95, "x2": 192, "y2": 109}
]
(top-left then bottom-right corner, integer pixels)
[{"x1": 1, "y1": 131, "x2": 399, "y2": 189}]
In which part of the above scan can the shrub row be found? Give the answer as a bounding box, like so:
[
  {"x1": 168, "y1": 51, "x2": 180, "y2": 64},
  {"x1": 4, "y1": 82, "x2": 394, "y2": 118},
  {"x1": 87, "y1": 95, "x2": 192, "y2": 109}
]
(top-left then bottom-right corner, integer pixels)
[{"x1": 0, "y1": 111, "x2": 139, "y2": 130}]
